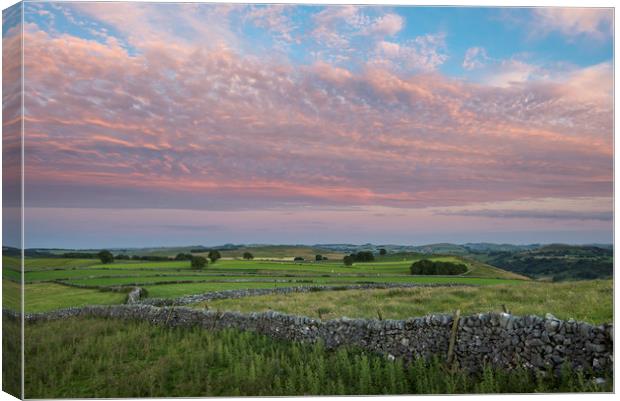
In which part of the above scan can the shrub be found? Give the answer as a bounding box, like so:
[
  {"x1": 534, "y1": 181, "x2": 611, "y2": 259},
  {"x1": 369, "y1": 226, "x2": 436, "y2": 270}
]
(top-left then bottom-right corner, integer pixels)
[
  {"x1": 343, "y1": 255, "x2": 354, "y2": 266},
  {"x1": 410, "y1": 260, "x2": 468, "y2": 275},
  {"x1": 243, "y1": 252, "x2": 254, "y2": 260},
  {"x1": 294, "y1": 257, "x2": 305, "y2": 262},
  {"x1": 315, "y1": 254, "x2": 323, "y2": 261}
]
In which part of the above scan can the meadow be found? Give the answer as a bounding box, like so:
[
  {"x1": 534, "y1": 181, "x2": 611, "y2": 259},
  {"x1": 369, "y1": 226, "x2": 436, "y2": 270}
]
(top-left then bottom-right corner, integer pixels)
[
  {"x1": 200, "y1": 280, "x2": 613, "y2": 324},
  {"x1": 16, "y1": 318, "x2": 611, "y2": 398},
  {"x1": 3, "y1": 252, "x2": 530, "y2": 313},
  {"x1": 2, "y1": 248, "x2": 613, "y2": 395}
]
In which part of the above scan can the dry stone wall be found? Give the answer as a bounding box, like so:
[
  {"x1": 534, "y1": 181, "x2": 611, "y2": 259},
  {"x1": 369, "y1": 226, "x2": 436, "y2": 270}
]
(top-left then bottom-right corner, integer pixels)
[
  {"x1": 8, "y1": 302, "x2": 613, "y2": 376},
  {"x1": 138, "y1": 283, "x2": 469, "y2": 306}
]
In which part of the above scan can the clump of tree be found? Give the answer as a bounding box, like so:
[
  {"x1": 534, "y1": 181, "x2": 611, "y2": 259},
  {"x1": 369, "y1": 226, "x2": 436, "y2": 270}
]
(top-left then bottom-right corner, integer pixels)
[
  {"x1": 379, "y1": 248, "x2": 387, "y2": 256},
  {"x1": 62, "y1": 252, "x2": 98, "y2": 259},
  {"x1": 243, "y1": 252, "x2": 254, "y2": 260},
  {"x1": 191, "y1": 256, "x2": 208, "y2": 269},
  {"x1": 343, "y1": 251, "x2": 375, "y2": 266},
  {"x1": 175, "y1": 253, "x2": 194, "y2": 261},
  {"x1": 208, "y1": 250, "x2": 222, "y2": 263},
  {"x1": 315, "y1": 254, "x2": 323, "y2": 261},
  {"x1": 97, "y1": 250, "x2": 114, "y2": 264},
  {"x1": 410, "y1": 259, "x2": 468, "y2": 276},
  {"x1": 130, "y1": 255, "x2": 172, "y2": 261},
  {"x1": 294, "y1": 256, "x2": 305, "y2": 262},
  {"x1": 115, "y1": 254, "x2": 131, "y2": 260}
]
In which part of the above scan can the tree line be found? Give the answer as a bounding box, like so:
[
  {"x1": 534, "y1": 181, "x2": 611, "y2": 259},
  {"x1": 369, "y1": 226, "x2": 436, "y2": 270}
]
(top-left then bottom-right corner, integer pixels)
[{"x1": 409, "y1": 259, "x2": 468, "y2": 275}]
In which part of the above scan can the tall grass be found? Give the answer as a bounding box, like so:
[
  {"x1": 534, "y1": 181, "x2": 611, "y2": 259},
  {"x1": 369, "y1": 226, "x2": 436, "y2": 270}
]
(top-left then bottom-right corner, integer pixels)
[
  {"x1": 202, "y1": 279, "x2": 613, "y2": 324},
  {"x1": 2, "y1": 317, "x2": 21, "y2": 398},
  {"x1": 23, "y1": 318, "x2": 611, "y2": 398}
]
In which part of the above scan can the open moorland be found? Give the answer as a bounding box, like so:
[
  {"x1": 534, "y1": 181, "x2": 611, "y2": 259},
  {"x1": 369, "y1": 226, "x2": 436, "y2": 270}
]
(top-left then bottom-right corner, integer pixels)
[{"x1": 2, "y1": 244, "x2": 614, "y2": 396}]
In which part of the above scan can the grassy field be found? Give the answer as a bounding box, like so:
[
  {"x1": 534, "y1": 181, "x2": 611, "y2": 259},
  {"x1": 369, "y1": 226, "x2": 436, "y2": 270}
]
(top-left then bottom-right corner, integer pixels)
[
  {"x1": 4, "y1": 255, "x2": 609, "y2": 326},
  {"x1": 200, "y1": 280, "x2": 613, "y2": 324},
  {"x1": 1, "y1": 254, "x2": 535, "y2": 313},
  {"x1": 217, "y1": 245, "x2": 345, "y2": 260},
  {"x1": 23, "y1": 282, "x2": 127, "y2": 313},
  {"x1": 2, "y1": 279, "x2": 21, "y2": 311},
  {"x1": 2, "y1": 251, "x2": 613, "y2": 397},
  {"x1": 17, "y1": 318, "x2": 610, "y2": 398}
]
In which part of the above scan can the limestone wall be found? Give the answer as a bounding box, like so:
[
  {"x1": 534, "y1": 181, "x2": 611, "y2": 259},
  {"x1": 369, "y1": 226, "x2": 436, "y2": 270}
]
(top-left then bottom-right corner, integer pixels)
[{"x1": 9, "y1": 303, "x2": 613, "y2": 375}]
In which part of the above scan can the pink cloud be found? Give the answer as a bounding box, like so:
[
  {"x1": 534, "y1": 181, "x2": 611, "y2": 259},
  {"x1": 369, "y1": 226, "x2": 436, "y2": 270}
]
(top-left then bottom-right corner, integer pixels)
[
  {"x1": 364, "y1": 13, "x2": 403, "y2": 37},
  {"x1": 20, "y1": 20, "x2": 612, "y2": 213},
  {"x1": 531, "y1": 8, "x2": 613, "y2": 40}
]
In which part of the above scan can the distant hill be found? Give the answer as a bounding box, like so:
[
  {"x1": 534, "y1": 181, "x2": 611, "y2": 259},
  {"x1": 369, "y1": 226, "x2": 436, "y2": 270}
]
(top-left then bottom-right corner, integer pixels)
[
  {"x1": 410, "y1": 243, "x2": 471, "y2": 255},
  {"x1": 463, "y1": 243, "x2": 541, "y2": 253},
  {"x1": 469, "y1": 244, "x2": 613, "y2": 281}
]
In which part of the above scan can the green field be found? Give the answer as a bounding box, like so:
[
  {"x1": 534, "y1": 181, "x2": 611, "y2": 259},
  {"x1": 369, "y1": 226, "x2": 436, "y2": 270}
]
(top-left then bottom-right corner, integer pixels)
[
  {"x1": 15, "y1": 318, "x2": 609, "y2": 397},
  {"x1": 4, "y1": 254, "x2": 534, "y2": 313},
  {"x1": 5, "y1": 278, "x2": 128, "y2": 313},
  {"x1": 2, "y1": 250, "x2": 613, "y2": 397},
  {"x1": 2, "y1": 255, "x2": 608, "y2": 325},
  {"x1": 200, "y1": 280, "x2": 613, "y2": 324}
]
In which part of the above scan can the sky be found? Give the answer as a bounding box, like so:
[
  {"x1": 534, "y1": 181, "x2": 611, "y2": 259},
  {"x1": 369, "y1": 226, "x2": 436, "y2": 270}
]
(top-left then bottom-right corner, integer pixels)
[{"x1": 2, "y1": 2, "x2": 614, "y2": 248}]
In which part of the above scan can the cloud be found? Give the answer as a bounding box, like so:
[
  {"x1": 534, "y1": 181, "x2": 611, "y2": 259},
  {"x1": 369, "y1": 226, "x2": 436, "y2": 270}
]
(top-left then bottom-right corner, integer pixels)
[
  {"x1": 435, "y1": 209, "x2": 612, "y2": 222},
  {"x1": 483, "y1": 59, "x2": 541, "y2": 87},
  {"x1": 310, "y1": 5, "x2": 364, "y2": 50},
  {"x1": 243, "y1": 5, "x2": 297, "y2": 45},
  {"x1": 309, "y1": 7, "x2": 407, "y2": 64},
  {"x1": 364, "y1": 13, "x2": 403, "y2": 37},
  {"x1": 373, "y1": 33, "x2": 448, "y2": 72},
  {"x1": 21, "y1": 5, "x2": 613, "y2": 213},
  {"x1": 462, "y1": 47, "x2": 488, "y2": 70},
  {"x1": 531, "y1": 8, "x2": 613, "y2": 40}
]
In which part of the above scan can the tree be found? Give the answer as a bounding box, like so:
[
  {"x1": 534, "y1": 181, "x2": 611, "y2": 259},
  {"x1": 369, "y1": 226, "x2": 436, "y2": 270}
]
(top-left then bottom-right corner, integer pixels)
[
  {"x1": 343, "y1": 255, "x2": 354, "y2": 266},
  {"x1": 243, "y1": 252, "x2": 254, "y2": 260},
  {"x1": 208, "y1": 250, "x2": 222, "y2": 263},
  {"x1": 293, "y1": 256, "x2": 304, "y2": 262},
  {"x1": 315, "y1": 254, "x2": 323, "y2": 261},
  {"x1": 349, "y1": 251, "x2": 374, "y2": 263},
  {"x1": 191, "y1": 256, "x2": 208, "y2": 269},
  {"x1": 410, "y1": 259, "x2": 467, "y2": 276},
  {"x1": 379, "y1": 248, "x2": 387, "y2": 256},
  {"x1": 97, "y1": 250, "x2": 114, "y2": 264},
  {"x1": 175, "y1": 253, "x2": 193, "y2": 261}
]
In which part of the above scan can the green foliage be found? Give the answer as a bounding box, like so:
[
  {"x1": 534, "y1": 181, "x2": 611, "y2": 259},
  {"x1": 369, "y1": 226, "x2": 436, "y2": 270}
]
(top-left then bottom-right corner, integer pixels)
[
  {"x1": 349, "y1": 251, "x2": 375, "y2": 262},
  {"x1": 61, "y1": 252, "x2": 97, "y2": 259},
  {"x1": 410, "y1": 259, "x2": 468, "y2": 275},
  {"x1": 343, "y1": 255, "x2": 354, "y2": 266},
  {"x1": 379, "y1": 248, "x2": 387, "y2": 256},
  {"x1": 315, "y1": 254, "x2": 323, "y2": 261},
  {"x1": 293, "y1": 256, "x2": 305, "y2": 261},
  {"x1": 22, "y1": 318, "x2": 612, "y2": 398},
  {"x1": 191, "y1": 256, "x2": 207, "y2": 270},
  {"x1": 243, "y1": 252, "x2": 254, "y2": 260},
  {"x1": 2, "y1": 317, "x2": 21, "y2": 398},
  {"x1": 208, "y1": 250, "x2": 222, "y2": 263},
  {"x1": 472, "y1": 245, "x2": 612, "y2": 281},
  {"x1": 97, "y1": 250, "x2": 114, "y2": 264},
  {"x1": 175, "y1": 253, "x2": 193, "y2": 261}
]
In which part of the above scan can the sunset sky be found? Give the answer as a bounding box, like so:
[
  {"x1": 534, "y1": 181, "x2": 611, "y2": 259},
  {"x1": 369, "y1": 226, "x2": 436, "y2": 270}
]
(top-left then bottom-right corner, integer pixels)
[{"x1": 2, "y1": 2, "x2": 613, "y2": 248}]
